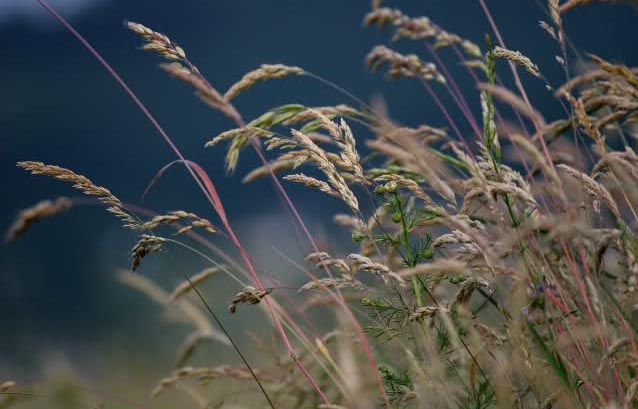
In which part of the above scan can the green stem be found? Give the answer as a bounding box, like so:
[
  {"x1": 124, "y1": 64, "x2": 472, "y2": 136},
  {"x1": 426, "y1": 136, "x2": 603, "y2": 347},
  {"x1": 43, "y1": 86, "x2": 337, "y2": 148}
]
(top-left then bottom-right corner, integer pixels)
[{"x1": 393, "y1": 192, "x2": 423, "y2": 307}]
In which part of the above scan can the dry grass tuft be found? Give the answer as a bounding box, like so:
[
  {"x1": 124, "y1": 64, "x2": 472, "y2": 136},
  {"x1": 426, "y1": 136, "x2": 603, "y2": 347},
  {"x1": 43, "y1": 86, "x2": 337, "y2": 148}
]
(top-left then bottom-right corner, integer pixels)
[{"x1": 13, "y1": 2, "x2": 638, "y2": 408}]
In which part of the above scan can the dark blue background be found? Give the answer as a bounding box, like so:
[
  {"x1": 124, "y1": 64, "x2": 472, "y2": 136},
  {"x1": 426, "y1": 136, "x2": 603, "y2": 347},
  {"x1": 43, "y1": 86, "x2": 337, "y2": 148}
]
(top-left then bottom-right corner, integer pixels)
[{"x1": 1, "y1": 0, "x2": 637, "y2": 375}]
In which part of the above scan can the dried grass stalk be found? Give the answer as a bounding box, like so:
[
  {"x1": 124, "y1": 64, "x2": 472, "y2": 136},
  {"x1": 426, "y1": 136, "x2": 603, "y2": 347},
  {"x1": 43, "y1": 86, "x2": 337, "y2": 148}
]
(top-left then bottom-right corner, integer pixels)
[
  {"x1": 169, "y1": 267, "x2": 220, "y2": 301},
  {"x1": 229, "y1": 286, "x2": 272, "y2": 313},
  {"x1": 117, "y1": 270, "x2": 229, "y2": 346},
  {"x1": 493, "y1": 46, "x2": 540, "y2": 77},
  {"x1": 17, "y1": 162, "x2": 138, "y2": 228},
  {"x1": 367, "y1": 45, "x2": 445, "y2": 83},
  {"x1": 225, "y1": 64, "x2": 304, "y2": 100},
  {"x1": 306, "y1": 252, "x2": 351, "y2": 275},
  {"x1": 130, "y1": 235, "x2": 166, "y2": 271},
  {"x1": 287, "y1": 129, "x2": 360, "y2": 211},
  {"x1": 6, "y1": 197, "x2": 72, "y2": 242},
  {"x1": 300, "y1": 277, "x2": 366, "y2": 292},
  {"x1": 409, "y1": 305, "x2": 445, "y2": 321},
  {"x1": 452, "y1": 277, "x2": 492, "y2": 307},
  {"x1": 140, "y1": 210, "x2": 215, "y2": 234},
  {"x1": 558, "y1": 164, "x2": 621, "y2": 221},
  {"x1": 127, "y1": 21, "x2": 185, "y2": 61},
  {"x1": 348, "y1": 254, "x2": 405, "y2": 285},
  {"x1": 205, "y1": 127, "x2": 272, "y2": 148},
  {"x1": 364, "y1": 8, "x2": 481, "y2": 57},
  {"x1": 152, "y1": 364, "x2": 274, "y2": 397},
  {"x1": 283, "y1": 105, "x2": 360, "y2": 126},
  {"x1": 160, "y1": 63, "x2": 237, "y2": 121},
  {"x1": 175, "y1": 331, "x2": 218, "y2": 368},
  {"x1": 284, "y1": 173, "x2": 340, "y2": 197},
  {"x1": 397, "y1": 259, "x2": 467, "y2": 279}
]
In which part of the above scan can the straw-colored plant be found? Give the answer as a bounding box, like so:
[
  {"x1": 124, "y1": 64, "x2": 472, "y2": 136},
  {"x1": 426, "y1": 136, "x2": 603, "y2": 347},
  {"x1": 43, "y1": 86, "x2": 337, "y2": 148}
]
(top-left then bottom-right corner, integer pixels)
[{"x1": 7, "y1": 0, "x2": 638, "y2": 408}]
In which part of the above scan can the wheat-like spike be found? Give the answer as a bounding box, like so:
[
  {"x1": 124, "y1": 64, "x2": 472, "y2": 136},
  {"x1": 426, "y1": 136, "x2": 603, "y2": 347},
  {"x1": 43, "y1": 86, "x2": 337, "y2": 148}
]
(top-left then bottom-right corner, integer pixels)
[
  {"x1": 225, "y1": 64, "x2": 305, "y2": 100},
  {"x1": 337, "y1": 119, "x2": 364, "y2": 179},
  {"x1": 130, "y1": 235, "x2": 166, "y2": 271},
  {"x1": 365, "y1": 8, "x2": 436, "y2": 40},
  {"x1": 17, "y1": 162, "x2": 139, "y2": 228},
  {"x1": 175, "y1": 331, "x2": 217, "y2": 368},
  {"x1": 140, "y1": 210, "x2": 215, "y2": 234},
  {"x1": 302, "y1": 110, "x2": 364, "y2": 179},
  {"x1": 589, "y1": 53, "x2": 638, "y2": 88},
  {"x1": 205, "y1": 127, "x2": 272, "y2": 148},
  {"x1": 300, "y1": 277, "x2": 366, "y2": 292},
  {"x1": 242, "y1": 159, "x2": 298, "y2": 183},
  {"x1": 409, "y1": 305, "x2": 444, "y2": 321},
  {"x1": 169, "y1": 267, "x2": 220, "y2": 301},
  {"x1": 367, "y1": 45, "x2": 446, "y2": 83},
  {"x1": 128, "y1": 21, "x2": 244, "y2": 128},
  {"x1": 282, "y1": 105, "x2": 360, "y2": 126},
  {"x1": 152, "y1": 364, "x2": 275, "y2": 397},
  {"x1": 284, "y1": 173, "x2": 340, "y2": 197},
  {"x1": 229, "y1": 286, "x2": 272, "y2": 314},
  {"x1": 560, "y1": 90, "x2": 607, "y2": 149},
  {"x1": 397, "y1": 259, "x2": 467, "y2": 279},
  {"x1": 593, "y1": 148, "x2": 638, "y2": 188},
  {"x1": 539, "y1": 20, "x2": 558, "y2": 40},
  {"x1": 379, "y1": 123, "x2": 448, "y2": 142},
  {"x1": 127, "y1": 21, "x2": 186, "y2": 61},
  {"x1": 452, "y1": 277, "x2": 492, "y2": 307},
  {"x1": 484, "y1": 181, "x2": 538, "y2": 207},
  {"x1": 473, "y1": 321, "x2": 507, "y2": 346},
  {"x1": 548, "y1": 0, "x2": 565, "y2": 42},
  {"x1": 289, "y1": 129, "x2": 360, "y2": 211},
  {"x1": 364, "y1": 8, "x2": 481, "y2": 57},
  {"x1": 493, "y1": 46, "x2": 541, "y2": 77},
  {"x1": 305, "y1": 252, "x2": 352, "y2": 275},
  {"x1": 558, "y1": 164, "x2": 622, "y2": 222},
  {"x1": 6, "y1": 197, "x2": 72, "y2": 242},
  {"x1": 347, "y1": 254, "x2": 405, "y2": 285},
  {"x1": 432, "y1": 230, "x2": 474, "y2": 247}
]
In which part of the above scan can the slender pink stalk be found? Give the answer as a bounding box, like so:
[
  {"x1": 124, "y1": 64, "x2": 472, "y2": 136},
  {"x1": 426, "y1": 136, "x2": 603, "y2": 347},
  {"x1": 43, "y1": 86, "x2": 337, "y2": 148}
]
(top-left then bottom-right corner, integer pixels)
[
  {"x1": 33, "y1": 0, "x2": 330, "y2": 402},
  {"x1": 419, "y1": 78, "x2": 471, "y2": 152},
  {"x1": 426, "y1": 44, "x2": 483, "y2": 140}
]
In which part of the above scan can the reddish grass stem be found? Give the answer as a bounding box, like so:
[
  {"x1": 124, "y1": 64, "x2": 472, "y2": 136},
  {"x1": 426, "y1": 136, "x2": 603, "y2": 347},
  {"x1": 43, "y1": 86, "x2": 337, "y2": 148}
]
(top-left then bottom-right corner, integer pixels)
[{"x1": 33, "y1": 0, "x2": 327, "y2": 404}]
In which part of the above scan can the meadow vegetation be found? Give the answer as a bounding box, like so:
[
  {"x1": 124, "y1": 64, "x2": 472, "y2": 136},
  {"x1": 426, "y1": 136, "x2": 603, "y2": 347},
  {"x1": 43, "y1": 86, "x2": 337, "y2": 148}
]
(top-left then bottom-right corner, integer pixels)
[{"x1": 5, "y1": 0, "x2": 638, "y2": 407}]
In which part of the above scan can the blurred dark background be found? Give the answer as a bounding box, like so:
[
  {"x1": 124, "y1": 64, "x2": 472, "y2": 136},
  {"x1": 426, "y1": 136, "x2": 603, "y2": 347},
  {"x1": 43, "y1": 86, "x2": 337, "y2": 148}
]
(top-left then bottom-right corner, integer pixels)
[{"x1": 1, "y1": 0, "x2": 637, "y2": 384}]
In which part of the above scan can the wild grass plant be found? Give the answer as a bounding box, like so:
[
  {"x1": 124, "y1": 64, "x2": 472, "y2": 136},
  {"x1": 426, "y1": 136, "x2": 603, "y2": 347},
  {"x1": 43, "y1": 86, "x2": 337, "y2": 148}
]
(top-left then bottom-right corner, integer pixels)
[{"x1": 5, "y1": 0, "x2": 638, "y2": 408}]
